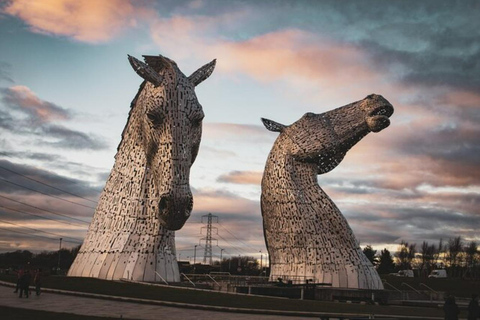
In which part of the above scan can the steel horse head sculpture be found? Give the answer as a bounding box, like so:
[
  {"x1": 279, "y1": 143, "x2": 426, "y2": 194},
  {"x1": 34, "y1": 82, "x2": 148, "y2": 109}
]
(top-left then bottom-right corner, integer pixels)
[
  {"x1": 261, "y1": 94, "x2": 393, "y2": 289},
  {"x1": 68, "y1": 54, "x2": 215, "y2": 282}
]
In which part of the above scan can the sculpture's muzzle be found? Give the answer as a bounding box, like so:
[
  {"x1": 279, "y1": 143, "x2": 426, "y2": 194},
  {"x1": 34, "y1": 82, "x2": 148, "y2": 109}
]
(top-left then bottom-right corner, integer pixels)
[
  {"x1": 158, "y1": 190, "x2": 193, "y2": 231},
  {"x1": 365, "y1": 100, "x2": 394, "y2": 133}
]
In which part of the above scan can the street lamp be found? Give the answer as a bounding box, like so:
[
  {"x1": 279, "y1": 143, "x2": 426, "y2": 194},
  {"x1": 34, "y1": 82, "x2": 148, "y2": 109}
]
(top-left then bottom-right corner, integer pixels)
[
  {"x1": 220, "y1": 248, "x2": 225, "y2": 271},
  {"x1": 260, "y1": 250, "x2": 263, "y2": 271},
  {"x1": 193, "y1": 245, "x2": 198, "y2": 273},
  {"x1": 57, "y1": 238, "x2": 62, "y2": 273}
]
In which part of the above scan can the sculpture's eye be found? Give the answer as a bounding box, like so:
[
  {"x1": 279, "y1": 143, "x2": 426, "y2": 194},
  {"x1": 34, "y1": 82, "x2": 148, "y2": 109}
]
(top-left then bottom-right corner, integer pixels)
[
  {"x1": 304, "y1": 112, "x2": 315, "y2": 118},
  {"x1": 147, "y1": 110, "x2": 163, "y2": 128}
]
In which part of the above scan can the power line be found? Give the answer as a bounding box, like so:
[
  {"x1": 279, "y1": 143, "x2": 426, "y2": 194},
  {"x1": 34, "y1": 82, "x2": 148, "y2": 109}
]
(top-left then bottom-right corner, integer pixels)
[
  {"x1": 218, "y1": 222, "x2": 260, "y2": 252},
  {"x1": 0, "y1": 205, "x2": 87, "y2": 228},
  {"x1": 216, "y1": 233, "x2": 248, "y2": 256},
  {"x1": 0, "y1": 226, "x2": 82, "y2": 245},
  {"x1": 0, "y1": 177, "x2": 96, "y2": 209},
  {"x1": 0, "y1": 219, "x2": 83, "y2": 243},
  {"x1": 0, "y1": 194, "x2": 90, "y2": 225},
  {"x1": 0, "y1": 164, "x2": 98, "y2": 204}
]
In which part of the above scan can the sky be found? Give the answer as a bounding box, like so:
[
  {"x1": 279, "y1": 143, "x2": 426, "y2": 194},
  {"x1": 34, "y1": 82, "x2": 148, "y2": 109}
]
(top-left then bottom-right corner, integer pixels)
[{"x1": 0, "y1": 0, "x2": 479, "y2": 263}]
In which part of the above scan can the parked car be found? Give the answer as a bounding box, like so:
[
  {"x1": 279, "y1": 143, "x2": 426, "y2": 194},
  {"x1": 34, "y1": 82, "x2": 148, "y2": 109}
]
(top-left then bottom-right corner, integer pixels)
[
  {"x1": 428, "y1": 269, "x2": 447, "y2": 278},
  {"x1": 390, "y1": 270, "x2": 414, "y2": 277}
]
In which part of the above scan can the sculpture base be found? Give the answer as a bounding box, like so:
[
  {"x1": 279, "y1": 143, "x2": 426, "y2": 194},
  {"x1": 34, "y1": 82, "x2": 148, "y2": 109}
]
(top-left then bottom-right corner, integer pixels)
[{"x1": 67, "y1": 251, "x2": 180, "y2": 282}]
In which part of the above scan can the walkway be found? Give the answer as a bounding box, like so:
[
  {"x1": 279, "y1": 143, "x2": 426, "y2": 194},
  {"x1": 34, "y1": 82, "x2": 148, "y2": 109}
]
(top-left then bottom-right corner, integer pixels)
[{"x1": 0, "y1": 284, "x2": 308, "y2": 319}]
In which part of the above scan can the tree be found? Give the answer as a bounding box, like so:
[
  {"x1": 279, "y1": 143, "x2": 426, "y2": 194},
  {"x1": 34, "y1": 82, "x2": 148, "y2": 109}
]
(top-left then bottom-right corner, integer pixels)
[
  {"x1": 396, "y1": 240, "x2": 416, "y2": 270},
  {"x1": 362, "y1": 245, "x2": 378, "y2": 266},
  {"x1": 220, "y1": 256, "x2": 259, "y2": 275},
  {"x1": 464, "y1": 241, "x2": 478, "y2": 278},
  {"x1": 433, "y1": 238, "x2": 444, "y2": 268},
  {"x1": 447, "y1": 236, "x2": 463, "y2": 277},
  {"x1": 377, "y1": 248, "x2": 395, "y2": 274},
  {"x1": 419, "y1": 241, "x2": 436, "y2": 277}
]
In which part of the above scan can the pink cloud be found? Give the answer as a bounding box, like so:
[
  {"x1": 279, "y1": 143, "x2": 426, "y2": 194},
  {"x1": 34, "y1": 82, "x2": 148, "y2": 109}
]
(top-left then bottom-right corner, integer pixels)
[
  {"x1": 3, "y1": 0, "x2": 153, "y2": 43},
  {"x1": 217, "y1": 170, "x2": 263, "y2": 185},
  {"x1": 2, "y1": 85, "x2": 70, "y2": 122},
  {"x1": 150, "y1": 14, "x2": 380, "y2": 92}
]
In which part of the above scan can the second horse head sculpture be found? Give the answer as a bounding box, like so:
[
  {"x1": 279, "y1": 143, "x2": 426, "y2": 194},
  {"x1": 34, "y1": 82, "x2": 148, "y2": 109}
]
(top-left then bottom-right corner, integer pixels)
[{"x1": 261, "y1": 94, "x2": 393, "y2": 289}]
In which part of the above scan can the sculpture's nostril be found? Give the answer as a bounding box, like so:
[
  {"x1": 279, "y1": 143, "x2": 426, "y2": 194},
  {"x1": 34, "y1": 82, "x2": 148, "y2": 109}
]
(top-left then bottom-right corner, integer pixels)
[{"x1": 159, "y1": 196, "x2": 168, "y2": 211}]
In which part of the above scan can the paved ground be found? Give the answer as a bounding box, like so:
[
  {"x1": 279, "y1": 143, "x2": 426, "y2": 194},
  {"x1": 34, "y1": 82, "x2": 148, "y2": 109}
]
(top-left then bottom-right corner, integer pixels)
[{"x1": 0, "y1": 285, "x2": 309, "y2": 319}]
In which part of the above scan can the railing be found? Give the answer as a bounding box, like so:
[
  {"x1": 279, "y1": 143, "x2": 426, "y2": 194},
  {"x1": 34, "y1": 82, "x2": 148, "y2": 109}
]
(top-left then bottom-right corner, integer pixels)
[
  {"x1": 401, "y1": 282, "x2": 421, "y2": 294},
  {"x1": 419, "y1": 283, "x2": 438, "y2": 294},
  {"x1": 181, "y1": 274, "x2": 270, "y2": 287},
  {"x1": 382, "y1": 280, "x2": 401, "y2": 293},
  {"x1": 155, "y1": 271, "x2": 169, "y2": 285},
  {"x1": 181, "y1": 273, "x2": 195, "y2": 287},
  {"x1": 419, "y1": 283, "x2": 438, "y2": 301},
  {"x1": 206, "y1": 274, "x2": 220, "y2": 286}
]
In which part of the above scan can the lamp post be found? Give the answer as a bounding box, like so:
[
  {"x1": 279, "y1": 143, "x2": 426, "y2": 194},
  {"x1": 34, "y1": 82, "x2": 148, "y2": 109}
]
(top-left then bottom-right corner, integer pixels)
[
  {"x1": 57, "y1": 238, "x2": 62, "y2": 273},
  {"x1": 260, "y1": 251, "x2": 263, "y2": 275},
  {"x1": 220, "y1": 248, "x2": 224, "y2": 271},
  {"x1": 193, "y1": 245, "x2": 198, "y2": 273}
]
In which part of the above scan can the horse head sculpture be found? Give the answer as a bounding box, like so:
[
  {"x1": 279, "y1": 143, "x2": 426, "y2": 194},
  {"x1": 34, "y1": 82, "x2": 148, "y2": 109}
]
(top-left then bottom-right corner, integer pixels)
[
  {"x1": 260, "y1": 94, "x2": 393, "y2": 289},
  {"x1": 128, "y1": 55, "x2": 215, "y2": 230},
  {"x1": 261, "y1": 94, "x2": 393, "y2": 173}
]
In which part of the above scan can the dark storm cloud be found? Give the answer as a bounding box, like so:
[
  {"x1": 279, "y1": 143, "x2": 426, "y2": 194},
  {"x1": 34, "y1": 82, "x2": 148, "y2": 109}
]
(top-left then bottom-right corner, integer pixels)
[
  {"x1": 0, "y1": 159, "x2": 101, "y2": 198},
  {"x1": 361, "y1": 40, "x2": 480, "y2": 92},
  {"x1": 243, "y1": 0, "x2": 480, "y2": 92},
  {"x1": 338, "y1": 1, "x2": 480, "y2": 91}
]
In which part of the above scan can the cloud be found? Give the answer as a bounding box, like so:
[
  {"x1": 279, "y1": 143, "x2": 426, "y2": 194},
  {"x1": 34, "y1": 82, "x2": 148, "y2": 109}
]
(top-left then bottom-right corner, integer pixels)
[
  {"x1": 1, "y1": 86, "x2": 71, "y2": 123},
  {"x1": 203, "y1": 122, "x2": 272, "y2": 142},
  {"x1": 41, "y1": 124, "x2": 108, "y2": 150},
  {"x1": 3, "y1": 0, "x2": 154, "y2": 43},
  {"x1": 151, "y1": 16, "x2": 381, "y2": 96},
  {"x1": 176, "y1": 186, "x2": 265, "y2": 257},
  {"x1": 0, "y1": 159, "x2": 101, "y2": 198},
  {"x1": 0, "y1": 62, "x2": 14, "y2": 83},
  {"x1": 217, "y1": 170, "x2": 262, "y2": 185},
  {"x1": 0, "y1": 85, "x2": 108, "y2": 150},
  {"x1": 0, "y1": 159, "x2": 98, "y2": 252}
]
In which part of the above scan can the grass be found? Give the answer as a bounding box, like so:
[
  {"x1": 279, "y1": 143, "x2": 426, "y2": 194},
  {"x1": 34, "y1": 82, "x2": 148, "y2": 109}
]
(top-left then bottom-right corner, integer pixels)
[
  {"x1": 0, "y1": 273, "x2": 450, "y2": 318},
  {"x1": 0, "y1": 306, "x2": 119, "y2": 320}
]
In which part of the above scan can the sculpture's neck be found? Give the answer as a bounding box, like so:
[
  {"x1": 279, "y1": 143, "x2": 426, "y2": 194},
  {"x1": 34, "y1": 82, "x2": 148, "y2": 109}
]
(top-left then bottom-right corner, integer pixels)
[{"x1": 262, "y1": 141, "x2": 320, "y2": 196}]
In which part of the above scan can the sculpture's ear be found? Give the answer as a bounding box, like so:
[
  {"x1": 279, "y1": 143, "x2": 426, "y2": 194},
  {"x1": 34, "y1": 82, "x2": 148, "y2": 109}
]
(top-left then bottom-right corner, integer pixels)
[
  {"x1": 127, "y1": 54, "x2": 164, "y2": 87},
  {"x1": 261, "y1": 118, "x2": 286, "y2": 132},
  {"x1": 188, "y1": 59, "x2": 216, "y2": 86}
]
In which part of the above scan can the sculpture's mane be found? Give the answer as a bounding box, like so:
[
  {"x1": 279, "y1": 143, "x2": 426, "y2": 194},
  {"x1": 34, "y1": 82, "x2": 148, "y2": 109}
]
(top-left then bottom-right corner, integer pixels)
[{"x1": 117, "y1": 81, "x2": 147, "y2": 151}]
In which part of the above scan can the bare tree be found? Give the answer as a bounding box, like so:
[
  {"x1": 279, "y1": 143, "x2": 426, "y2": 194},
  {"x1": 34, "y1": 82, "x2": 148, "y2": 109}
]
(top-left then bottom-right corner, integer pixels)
[
  {"x1": 433, "y1": 238, "x2": 444, "y2": 268},
  {"x1": 464, "y1": 241, "x2": 478, "y2": 279},
  {"x1": 447, "y1": 236, "x2": 463, "y2": 277},
  {"x1": 396, "y1": 240, "x2": 416, "y2": 270},
  {"x1": 420, "y1": 241, "x2": 436, "y2": 277}
]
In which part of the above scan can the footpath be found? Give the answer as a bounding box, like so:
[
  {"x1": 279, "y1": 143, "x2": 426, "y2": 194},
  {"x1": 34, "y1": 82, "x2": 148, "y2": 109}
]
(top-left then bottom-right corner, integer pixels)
[{"x1": 0, "y1": 281, "x2": 451, "y2": 319}]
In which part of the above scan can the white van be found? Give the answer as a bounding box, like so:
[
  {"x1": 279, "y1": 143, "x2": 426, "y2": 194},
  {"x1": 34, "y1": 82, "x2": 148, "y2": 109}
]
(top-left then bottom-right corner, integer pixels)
[
  {"x1": 392, "y1": 270, "x2": 414, "y2": 277},
  {"x1": 428, "y1": 269, "x2": 447, "y2": 278}
]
